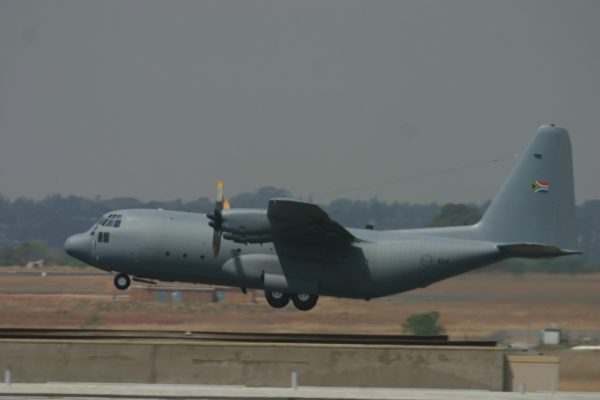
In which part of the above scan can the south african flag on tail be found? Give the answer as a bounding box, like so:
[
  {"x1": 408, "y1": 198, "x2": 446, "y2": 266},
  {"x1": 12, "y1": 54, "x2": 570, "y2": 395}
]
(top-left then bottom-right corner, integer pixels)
[{"x1": 531, "y1": 180, "x2": 550, "y2": 193}]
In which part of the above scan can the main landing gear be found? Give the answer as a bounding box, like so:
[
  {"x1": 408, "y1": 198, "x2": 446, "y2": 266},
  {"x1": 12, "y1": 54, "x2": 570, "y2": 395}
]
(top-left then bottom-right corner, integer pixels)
[
  {"x1": 265, "y1": 290, "x2": 290, "y2": 308},
  {"x1": 264, "y1": 290, "x2": 319, "y2": 311},
  {"x1": 114, "y1": 273, "x2": 131, "y2": 290},
  {"x1": 292, "y1": 293, "x2": 319, "y2": 311}
]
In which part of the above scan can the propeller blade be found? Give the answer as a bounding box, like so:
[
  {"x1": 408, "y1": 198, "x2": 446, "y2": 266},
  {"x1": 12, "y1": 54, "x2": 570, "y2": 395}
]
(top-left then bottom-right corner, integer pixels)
[
  {"x1": 212, "y1": 228, "x2": 222, "y2": 256},
  {"x1": 210, "y1": 180, "x2": 226, "y2": 257},
  {"x1": 215, "y1": 180, "x2": 224, "y2": 212}
]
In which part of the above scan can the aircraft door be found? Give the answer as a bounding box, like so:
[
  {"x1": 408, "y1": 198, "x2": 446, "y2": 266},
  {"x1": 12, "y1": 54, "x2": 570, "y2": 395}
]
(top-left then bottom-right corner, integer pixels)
[
  {"x1": 129, "y1": 246, "x2": 155, "y2": 263},
  {"x1": 130, "y1": 246, "x2": 157, "y2": 275}
]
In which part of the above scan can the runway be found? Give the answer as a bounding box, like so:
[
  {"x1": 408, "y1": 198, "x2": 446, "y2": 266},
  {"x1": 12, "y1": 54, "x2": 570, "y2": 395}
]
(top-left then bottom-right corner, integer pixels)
[
  {"x1": 0, "y1": 328, "x2": 496, "y2": 346},
  {"x1": 0, "y1": 383, "x2": 598, "y2": 400}
]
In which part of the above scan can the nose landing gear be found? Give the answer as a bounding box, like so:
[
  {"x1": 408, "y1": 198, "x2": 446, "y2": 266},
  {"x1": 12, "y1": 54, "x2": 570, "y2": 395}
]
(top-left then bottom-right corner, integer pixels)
[{"x1": 114, "y1": 273, "x2": 131, "y2": 290}]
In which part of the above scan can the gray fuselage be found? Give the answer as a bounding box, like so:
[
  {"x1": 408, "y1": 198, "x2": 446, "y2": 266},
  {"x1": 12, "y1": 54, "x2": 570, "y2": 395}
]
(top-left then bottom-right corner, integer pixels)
[
  {"x1": 67, "y1": 208, "x2": 505, "y2": 299},
  {"x1": 63, "y1": 125, "x2": 579, "y2": 308}
]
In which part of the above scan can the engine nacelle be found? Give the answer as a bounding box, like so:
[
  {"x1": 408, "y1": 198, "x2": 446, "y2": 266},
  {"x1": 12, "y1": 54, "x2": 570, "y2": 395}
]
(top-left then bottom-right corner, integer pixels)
[{"x1": 220, "y1": 208, "x2": 272, "y2": 236}]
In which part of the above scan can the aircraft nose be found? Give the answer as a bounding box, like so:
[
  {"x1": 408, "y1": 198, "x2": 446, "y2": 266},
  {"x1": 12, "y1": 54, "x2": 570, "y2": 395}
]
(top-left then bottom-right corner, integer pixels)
[{"x1": 64, "y1": 233, "x2": 90, "y2": 262}]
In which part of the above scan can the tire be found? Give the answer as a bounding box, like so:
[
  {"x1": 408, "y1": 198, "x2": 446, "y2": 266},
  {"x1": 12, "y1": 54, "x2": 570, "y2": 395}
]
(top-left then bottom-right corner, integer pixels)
[
  {"x1": 265, "y1": 290, "x2": 290, "y2": 308},
  {"x1": 114, "y1": 273, "x2": 131, "y2": 290},
  {"x1": 292, "y1": 293, "x2": 319, "y2": 311}
]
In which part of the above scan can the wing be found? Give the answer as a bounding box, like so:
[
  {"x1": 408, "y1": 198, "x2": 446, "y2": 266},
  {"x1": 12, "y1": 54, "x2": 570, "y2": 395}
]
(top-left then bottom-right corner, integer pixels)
[{"x1": 267, "y1": 198, "x2": 356, "y2": 244}]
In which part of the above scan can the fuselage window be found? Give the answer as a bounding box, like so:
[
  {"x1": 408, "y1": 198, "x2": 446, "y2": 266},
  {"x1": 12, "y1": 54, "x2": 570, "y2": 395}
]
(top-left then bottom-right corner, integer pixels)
[
  {"x1": 98, "y1": 232, "x2": 104, "y2": 242},
  {"x1": 104, "y1": 232, "x2": 110, "y2": 242}
]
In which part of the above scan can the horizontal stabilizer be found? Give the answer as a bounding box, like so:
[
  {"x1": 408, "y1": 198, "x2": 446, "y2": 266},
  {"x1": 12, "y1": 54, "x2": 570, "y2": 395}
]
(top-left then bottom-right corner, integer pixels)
[{"x1": 497, "y1": 243, "x2": 581, "y2": 258}]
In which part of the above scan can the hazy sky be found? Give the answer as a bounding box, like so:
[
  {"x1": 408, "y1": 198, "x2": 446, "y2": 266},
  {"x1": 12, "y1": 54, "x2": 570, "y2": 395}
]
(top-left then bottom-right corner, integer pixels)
[{"x1": 1, "y1": 0, "x2": 598, "y2": 204}]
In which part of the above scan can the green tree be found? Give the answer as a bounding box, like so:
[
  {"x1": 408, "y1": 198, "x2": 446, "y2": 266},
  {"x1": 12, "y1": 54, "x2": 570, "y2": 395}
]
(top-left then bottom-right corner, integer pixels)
[
  {"x1": 429, "y1": 203, "x2": 481, "y2": 227},
  {"x1": 0, "y1": 244, "x2": 19, "y2": 266},
  {"x1": 19, "y1": 240, "x2": 49, "y2": 262},
  {"x1": 0, "y1": 240, "x2": 49, "y2": 266},
  {"x1": 402, "y1": 311, "x2": 445, "y2": 335}
]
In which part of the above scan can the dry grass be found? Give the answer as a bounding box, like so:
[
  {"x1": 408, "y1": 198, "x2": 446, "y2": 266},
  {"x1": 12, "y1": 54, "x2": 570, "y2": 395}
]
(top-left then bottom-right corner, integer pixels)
[
  {"x1": 1, "y1": 268, "x2": 599, "y2": 338},
  {"x1": 1, "y1": 267, "x2": 599, "y2": 391}
]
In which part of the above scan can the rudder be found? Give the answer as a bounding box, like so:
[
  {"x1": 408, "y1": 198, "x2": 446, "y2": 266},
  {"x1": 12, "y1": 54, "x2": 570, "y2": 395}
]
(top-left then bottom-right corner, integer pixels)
[{"x1": 478, "y1": 125, "x2": 577, "y2": 251}]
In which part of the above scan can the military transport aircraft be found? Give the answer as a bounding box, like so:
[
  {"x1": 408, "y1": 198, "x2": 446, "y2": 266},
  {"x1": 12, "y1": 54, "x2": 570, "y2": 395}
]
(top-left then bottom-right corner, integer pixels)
[{"x1": 65, "y1": 125, "x2": 579, "y2": 311}]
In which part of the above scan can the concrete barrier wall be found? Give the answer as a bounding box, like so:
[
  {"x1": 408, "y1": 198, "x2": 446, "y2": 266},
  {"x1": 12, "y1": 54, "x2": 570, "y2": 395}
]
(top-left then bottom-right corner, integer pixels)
[
  {"x1": 504, "y1": 355, "x2": 559, "y2": 392},
  {"x1": 0, "y1": 340, "x2": 504, "y2": 390}
]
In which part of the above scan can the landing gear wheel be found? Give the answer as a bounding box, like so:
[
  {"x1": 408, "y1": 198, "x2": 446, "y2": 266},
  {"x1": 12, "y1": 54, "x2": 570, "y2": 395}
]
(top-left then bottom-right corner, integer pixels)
[
  {"x1": 114, "y1": 273, "x2": 131, "y2": 290},
  {"x1": 292, "y1": 293, "x2": 319, "y2": 311},
  {"x1": 265, "y1": 290, "x2": 290, "y2": 308}
]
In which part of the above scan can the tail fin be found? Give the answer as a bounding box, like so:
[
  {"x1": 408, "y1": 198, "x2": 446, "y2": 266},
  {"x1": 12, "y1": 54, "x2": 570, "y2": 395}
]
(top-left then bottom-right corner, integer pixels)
[{"x1": 478, "y1": 125, "x2": 578, "y2": 251}]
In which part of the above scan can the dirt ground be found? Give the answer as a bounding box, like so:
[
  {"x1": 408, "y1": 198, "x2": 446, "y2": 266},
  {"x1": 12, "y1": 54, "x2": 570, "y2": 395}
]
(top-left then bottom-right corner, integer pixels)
[
  {"x1": 1, "y1": 267, "x2": 598, "y2": 338},
  {"x1": 0, "y1": 267, "x2": 599, "y2": 390}
]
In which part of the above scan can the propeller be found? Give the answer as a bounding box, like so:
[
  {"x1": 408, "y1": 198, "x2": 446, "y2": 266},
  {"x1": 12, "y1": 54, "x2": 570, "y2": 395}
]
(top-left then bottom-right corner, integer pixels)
[{"x1": 207, "y1": 181, "x2": 229, "y2": 257}]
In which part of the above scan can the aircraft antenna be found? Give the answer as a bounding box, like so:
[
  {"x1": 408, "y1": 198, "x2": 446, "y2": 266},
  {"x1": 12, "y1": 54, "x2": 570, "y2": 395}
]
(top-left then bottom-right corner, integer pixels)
[{"x1": 313, "y1": 153, "x2": 519, "y2": 199}]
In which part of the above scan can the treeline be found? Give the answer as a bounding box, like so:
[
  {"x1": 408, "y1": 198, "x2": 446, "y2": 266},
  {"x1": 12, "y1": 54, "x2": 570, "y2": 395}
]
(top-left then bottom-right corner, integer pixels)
[
  {"x1": 0, "y1": 187, "x2": 442, "y2": 247},
  {"x1": 0, "y1": 240, "x2": 84, "y2": 267},
  {"x1": 0, "y1": 188, "x2": 599, "y2": 269}
]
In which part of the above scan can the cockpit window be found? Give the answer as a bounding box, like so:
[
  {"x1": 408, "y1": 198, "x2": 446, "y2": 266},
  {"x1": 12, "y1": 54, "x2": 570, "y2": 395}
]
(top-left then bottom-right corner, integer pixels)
[
  {"x1": 97, "y1": 214, "x2": 123, "y2": 229},
  {"x1": 97, "y1": 231, "x2": 110, "y2": 243}
]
